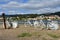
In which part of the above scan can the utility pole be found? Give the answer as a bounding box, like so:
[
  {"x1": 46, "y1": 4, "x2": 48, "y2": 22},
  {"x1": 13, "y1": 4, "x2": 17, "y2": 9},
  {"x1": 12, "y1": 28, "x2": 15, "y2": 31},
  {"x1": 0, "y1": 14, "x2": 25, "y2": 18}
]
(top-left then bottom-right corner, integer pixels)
[{"x1": 2, "y1": 13, "x2": 6, "y2": 29}]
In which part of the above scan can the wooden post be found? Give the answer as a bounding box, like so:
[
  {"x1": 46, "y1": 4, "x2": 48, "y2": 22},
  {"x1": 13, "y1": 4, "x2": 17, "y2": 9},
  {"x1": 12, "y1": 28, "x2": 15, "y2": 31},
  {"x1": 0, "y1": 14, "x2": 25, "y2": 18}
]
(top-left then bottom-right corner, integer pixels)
[{"x1": 2, "y1": 13, "x2": 6, "y2": 29}]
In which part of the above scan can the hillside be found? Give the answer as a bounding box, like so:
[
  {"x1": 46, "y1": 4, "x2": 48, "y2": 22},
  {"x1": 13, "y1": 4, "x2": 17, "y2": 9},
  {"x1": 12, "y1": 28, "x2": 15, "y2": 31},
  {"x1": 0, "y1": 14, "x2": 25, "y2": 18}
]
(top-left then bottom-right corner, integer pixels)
[{"x1": 0, "y1": 11, "x2": 60, "y2": 17}]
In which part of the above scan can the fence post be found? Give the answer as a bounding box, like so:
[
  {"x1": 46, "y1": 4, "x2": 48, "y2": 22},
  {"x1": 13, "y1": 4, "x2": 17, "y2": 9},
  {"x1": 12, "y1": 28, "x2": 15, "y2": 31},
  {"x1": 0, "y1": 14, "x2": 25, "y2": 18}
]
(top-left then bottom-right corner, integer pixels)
[{"x1": 2, "y1": 13, "x2": 6, "y2": 29}]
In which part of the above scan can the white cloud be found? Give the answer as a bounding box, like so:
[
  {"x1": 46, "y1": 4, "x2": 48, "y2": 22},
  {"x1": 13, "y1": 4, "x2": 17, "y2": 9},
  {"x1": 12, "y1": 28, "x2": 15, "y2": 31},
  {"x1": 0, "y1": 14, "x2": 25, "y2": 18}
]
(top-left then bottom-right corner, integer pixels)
[
  {"x1": 1, "y1": 0, "x2": 60, "y2": 9},
  {"x1": 7, "y1": 10, "x2": 26, "y2": 15},
  {"x1": 22, "y1": 0, "x2": 60, "y2": 9},
  {"x1": 0, "y1": 0, "x2": 60, "y2": 14}
]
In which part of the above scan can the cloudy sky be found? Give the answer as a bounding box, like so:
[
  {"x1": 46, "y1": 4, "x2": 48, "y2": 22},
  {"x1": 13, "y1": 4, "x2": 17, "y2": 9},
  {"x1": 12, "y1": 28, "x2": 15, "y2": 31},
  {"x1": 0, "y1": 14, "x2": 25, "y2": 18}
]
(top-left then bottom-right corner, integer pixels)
[{"x1": 0, "y1": 0, "x2": 60, "y2": 15}]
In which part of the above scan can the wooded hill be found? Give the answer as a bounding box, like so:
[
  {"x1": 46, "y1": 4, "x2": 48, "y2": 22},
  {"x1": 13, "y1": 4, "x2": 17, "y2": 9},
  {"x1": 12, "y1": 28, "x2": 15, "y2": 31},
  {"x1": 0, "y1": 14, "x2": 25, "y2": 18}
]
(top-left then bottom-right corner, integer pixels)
[{"x1": 0, "y1": 11, "x2": 60, "y2": 18}]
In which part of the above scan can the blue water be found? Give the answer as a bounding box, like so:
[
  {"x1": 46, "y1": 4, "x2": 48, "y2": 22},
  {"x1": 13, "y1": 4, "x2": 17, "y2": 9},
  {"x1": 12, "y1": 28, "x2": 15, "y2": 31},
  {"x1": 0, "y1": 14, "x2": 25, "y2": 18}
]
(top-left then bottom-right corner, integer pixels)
[
  {"x1": 0, "y1": 20, "x2": 60, "y2": 24},
  {"x1": 18, "y1": 20, "x2": 60, "y2": 24}
]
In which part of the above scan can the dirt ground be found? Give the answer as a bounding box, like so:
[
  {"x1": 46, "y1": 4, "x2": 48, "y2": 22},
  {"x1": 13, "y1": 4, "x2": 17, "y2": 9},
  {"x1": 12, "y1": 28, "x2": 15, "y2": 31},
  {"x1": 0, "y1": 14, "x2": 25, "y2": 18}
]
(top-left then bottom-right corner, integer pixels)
[{"x1": 0, "y1": 24, "x2": 60, "y2": 40}]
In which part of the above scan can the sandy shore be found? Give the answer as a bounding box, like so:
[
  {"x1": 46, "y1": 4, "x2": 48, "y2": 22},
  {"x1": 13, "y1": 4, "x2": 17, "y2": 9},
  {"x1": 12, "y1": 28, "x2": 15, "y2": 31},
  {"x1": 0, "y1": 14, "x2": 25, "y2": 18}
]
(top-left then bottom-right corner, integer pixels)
[{"x1": 0, "y1": 24, "x2": 60, "y2": 40}]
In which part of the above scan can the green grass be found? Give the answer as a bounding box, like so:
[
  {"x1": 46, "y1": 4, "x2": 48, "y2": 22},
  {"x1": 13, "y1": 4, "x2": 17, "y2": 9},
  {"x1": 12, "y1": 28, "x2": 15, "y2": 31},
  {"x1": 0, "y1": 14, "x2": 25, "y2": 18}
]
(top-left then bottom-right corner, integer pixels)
[
  {"x1": 47, "y1": 33, "x2": 60, "y2": 38},
  {"x1": 17, "y1": 32, "x2": 32, "y2": 37}
]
